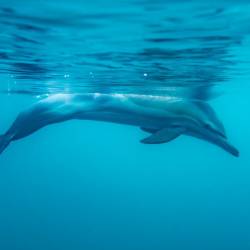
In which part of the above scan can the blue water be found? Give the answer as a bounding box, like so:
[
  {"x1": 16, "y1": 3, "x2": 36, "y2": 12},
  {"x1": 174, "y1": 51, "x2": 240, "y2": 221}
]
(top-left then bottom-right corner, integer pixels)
[{"x1": 0, "y1": 0, "x2": 250, "y2": 249}]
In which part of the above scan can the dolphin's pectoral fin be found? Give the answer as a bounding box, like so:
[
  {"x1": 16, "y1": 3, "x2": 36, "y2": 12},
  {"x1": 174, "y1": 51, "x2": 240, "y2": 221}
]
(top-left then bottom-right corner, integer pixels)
[
  {"x1": 140, "y1": 127, "x2": 184, "y2": 144},
  {"x1": 140, "y1": 127, "x2": 158, "y2": 134}
]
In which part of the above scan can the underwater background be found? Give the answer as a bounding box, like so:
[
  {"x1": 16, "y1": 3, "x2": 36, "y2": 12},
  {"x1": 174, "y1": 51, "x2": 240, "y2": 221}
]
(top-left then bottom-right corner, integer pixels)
[{"x1": 0, "y1": 0, "x2": 250, "y2": 249}]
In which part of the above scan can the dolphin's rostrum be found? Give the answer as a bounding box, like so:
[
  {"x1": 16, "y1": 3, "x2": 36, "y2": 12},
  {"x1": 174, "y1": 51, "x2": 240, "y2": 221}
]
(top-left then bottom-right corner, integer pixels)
[{"x1": 0, "y1": 93, "x2": 239, "y2": 157}]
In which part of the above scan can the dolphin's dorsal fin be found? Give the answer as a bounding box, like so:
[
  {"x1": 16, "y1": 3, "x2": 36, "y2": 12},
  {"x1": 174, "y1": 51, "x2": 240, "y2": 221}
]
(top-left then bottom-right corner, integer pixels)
[{"x1": 140, "y1": 127, "x2": 184, "y2": 144}]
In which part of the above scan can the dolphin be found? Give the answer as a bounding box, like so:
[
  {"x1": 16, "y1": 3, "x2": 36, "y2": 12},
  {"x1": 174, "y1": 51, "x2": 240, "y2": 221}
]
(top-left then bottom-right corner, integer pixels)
[{"x1": 0, "y1": 93, "x2": 239, "y2": 157}]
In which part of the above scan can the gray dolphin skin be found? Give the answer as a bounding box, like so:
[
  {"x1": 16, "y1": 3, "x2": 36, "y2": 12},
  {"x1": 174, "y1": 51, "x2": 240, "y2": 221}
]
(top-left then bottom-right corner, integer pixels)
[{"x1": 0, "y1": 93, "x2": 239, "y2": 157}]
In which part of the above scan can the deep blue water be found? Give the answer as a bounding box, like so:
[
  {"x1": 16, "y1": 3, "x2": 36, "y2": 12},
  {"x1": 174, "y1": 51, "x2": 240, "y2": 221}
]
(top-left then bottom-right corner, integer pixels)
[{"x1": 0, "y1": 0, "x2": 250, "y2": 249}]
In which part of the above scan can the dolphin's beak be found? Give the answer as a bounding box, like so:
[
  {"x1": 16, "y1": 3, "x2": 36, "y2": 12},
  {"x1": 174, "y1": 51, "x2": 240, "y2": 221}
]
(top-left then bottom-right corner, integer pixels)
[
  {"x1": 190, "y1": 124, "x2": 239, "y2": 157},
  {"x1": 209, "y1": 127, "x2": 227, "y2": 139},
  {"x1": 215, "y1": 136, "x2": 239, "y2": 157},
  {"x1": 203, "y1": 127, "x2": 239, "y2": 157}
]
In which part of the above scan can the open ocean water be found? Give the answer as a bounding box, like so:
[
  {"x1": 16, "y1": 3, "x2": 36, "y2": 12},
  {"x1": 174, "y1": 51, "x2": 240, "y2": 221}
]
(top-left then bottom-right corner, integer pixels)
[{"x1": 0, "y1": 0, "x2": 250, "y2": 249}]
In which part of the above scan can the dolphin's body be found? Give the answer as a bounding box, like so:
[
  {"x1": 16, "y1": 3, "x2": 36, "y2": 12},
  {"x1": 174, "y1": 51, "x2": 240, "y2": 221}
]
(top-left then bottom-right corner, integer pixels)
[{"x1": 0, "y1": 93, "x2": 239, "y2": 157}]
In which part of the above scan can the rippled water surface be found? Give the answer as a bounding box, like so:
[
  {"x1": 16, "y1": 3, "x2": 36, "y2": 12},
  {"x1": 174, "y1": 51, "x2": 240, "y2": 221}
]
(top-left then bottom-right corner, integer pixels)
[{"x1": 0, "y1": 0, "x2": 250, "y2": 95}]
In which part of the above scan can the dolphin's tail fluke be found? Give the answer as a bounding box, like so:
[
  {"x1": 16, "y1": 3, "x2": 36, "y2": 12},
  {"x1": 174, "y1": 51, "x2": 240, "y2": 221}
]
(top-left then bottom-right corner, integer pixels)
[{"x1": 0, "y1": 134, "x2": 12, "y2": 155}]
